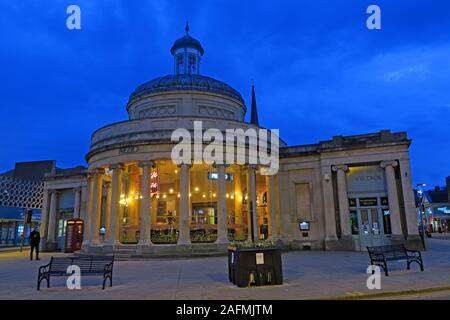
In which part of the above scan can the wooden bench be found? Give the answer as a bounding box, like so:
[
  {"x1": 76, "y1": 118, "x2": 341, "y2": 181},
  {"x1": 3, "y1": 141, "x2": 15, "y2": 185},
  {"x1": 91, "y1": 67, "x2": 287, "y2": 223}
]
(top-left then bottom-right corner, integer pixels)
[
  {"x1": 367, "y1": 244, "x2": 423, "y2": 276},
  {"x1": 37, "y1": 256, "x2": 114, "y2": 290}
]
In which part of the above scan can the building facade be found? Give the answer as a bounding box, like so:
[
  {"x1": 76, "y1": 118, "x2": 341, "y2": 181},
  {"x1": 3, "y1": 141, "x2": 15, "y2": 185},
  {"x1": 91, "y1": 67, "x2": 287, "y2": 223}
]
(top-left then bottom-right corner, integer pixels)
[
  {"x1": 0, "y1": 161, "x2": 50, "y2": 247},
  {"x1": 419, "y1": 179, "x2": 450, "y2": 233},
  {"x1": 38, "y1": 25, "x2": 421, "y2": 255}
]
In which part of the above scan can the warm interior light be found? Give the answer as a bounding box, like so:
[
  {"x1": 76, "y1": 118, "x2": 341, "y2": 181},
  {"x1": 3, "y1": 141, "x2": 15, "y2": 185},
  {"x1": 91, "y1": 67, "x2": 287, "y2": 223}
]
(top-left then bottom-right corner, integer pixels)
[
  {"x1": 202, "y1": 194, "x2": 206, "y2": 198},
  {"x1": 177, "y1": 193, "x2": 180, "y2": 198},
  {"x1": 163, "y1": 194, "x2": 167, "y2": 199},
  {"x1": 213, "y1": 193, "x2": 216, "y2": 198},
  {"x1": 169, "y1": 188, "x2": 174, "y2": 193},
  {"x1": 226, "y1": 193, "x2": 230, "y2": 198},
  {"x1": 174, "y1": 170, "x2": 178, "y2": 174},
  {"x1": 195, "y1": 187, "x2": 199, "y2": 192}
]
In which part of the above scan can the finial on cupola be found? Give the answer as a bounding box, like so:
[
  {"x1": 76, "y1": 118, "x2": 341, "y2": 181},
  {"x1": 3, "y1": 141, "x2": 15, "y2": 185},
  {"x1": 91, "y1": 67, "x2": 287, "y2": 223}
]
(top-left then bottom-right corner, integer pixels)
[{"x1": 185, "y1": 21, "x2": 190, "y2": 35}]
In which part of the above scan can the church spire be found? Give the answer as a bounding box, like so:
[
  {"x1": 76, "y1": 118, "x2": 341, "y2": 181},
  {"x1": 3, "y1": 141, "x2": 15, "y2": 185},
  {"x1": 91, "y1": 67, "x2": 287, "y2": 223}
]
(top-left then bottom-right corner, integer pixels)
[{"x1": 250, "y1": 81, "x2": 259, "y2": 126}]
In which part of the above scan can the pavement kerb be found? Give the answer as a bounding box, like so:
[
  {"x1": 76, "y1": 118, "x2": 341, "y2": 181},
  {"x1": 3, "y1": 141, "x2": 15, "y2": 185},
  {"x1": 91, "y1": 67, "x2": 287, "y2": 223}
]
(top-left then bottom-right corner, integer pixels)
[{"x1": 316, "y1": 285, "x2": 450, "y2": 300}]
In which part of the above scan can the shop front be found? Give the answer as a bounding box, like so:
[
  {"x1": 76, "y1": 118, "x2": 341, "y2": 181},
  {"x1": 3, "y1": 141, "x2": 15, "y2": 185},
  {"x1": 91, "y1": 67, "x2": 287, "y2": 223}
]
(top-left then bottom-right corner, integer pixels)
[{"x1": 0, "y1": 207, "x2": 41, "y2": 248}]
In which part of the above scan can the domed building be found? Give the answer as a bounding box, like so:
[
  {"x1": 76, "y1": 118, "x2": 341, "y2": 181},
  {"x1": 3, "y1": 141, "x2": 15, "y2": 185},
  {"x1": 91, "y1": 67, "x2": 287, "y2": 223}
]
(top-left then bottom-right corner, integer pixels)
[{"x1": 38, "y1": 24, "x2": 422, "y2": 255}]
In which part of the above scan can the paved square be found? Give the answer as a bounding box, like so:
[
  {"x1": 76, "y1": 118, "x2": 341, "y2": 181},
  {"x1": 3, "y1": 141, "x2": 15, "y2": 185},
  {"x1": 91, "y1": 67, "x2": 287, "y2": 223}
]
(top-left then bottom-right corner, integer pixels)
[{"x1": 1, "y1": 238, "x2": 450, "y2": 300}]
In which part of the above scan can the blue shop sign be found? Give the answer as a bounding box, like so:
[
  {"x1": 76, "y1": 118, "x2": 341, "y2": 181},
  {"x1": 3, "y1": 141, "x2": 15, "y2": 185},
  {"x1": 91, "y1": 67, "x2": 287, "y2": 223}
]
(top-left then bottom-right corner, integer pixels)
[
  {"x1": 0, "y1": 206, "x2": 41, "y2": 221},
  {"x1": 436, "y1": 206, "x2": 450, "y2": 215}
]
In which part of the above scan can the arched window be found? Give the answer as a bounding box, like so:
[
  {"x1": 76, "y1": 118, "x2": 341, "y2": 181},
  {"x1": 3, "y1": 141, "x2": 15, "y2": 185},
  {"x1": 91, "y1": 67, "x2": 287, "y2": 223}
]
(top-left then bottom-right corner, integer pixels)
[
  {"x1": 188, "y1": 54, "x2": 197, "y2": 74},
  {"x1": 176, "y1": 54, "x2": 184, "y2": 74}
]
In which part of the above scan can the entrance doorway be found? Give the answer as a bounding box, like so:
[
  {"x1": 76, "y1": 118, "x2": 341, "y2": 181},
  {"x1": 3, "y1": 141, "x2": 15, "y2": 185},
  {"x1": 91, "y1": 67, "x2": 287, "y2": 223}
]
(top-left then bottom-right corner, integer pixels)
[
  {"x1": 349, "y1": 197, "x2": 392, "y2": 251},
  {"x1": 358, "y1": 208, "x2": 389, "y2": 248}
]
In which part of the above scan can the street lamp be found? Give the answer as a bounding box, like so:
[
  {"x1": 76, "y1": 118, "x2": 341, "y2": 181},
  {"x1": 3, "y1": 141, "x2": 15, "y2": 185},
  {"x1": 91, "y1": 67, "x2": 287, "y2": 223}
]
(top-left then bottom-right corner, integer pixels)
[{"x1": 417, "y1": 183, "x2": 427, "y2": 250}]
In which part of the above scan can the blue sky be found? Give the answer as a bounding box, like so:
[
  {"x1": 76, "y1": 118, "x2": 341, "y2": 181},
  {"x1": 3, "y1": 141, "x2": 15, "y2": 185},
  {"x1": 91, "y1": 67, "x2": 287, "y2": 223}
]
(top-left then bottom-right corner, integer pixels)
[{"x1": 0, "y1": 0, "x2": 449, "y2": 187}]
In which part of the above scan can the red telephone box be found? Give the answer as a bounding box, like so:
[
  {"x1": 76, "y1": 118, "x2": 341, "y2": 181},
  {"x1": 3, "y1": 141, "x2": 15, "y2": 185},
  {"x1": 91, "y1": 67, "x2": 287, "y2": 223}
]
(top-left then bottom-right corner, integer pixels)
[{"x1": 64, "y1": 219, "x2": 84, "y2": 253}]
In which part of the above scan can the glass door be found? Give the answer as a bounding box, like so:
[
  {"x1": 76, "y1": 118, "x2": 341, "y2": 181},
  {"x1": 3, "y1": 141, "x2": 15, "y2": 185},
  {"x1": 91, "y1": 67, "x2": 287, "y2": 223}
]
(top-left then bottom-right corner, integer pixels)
[{"x1": 358, "y1": 208, "x2": 389, "y2": 249}]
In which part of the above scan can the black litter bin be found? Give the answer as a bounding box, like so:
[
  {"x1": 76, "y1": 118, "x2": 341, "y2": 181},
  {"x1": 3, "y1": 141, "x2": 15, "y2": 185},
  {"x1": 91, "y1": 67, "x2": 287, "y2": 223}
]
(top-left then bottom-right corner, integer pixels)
[{"x1": 228, "y1": 247, "x2": 283, "y2": 288}]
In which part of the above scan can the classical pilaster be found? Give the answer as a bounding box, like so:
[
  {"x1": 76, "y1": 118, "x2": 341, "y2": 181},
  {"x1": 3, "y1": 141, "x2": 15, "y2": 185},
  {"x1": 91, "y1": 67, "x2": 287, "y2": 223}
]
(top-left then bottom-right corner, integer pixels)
[
  {"x1": 381, "y1": 161, "x2": 403, "y2": 237},
  {"x1": 46, "y1": 190, "x2": 58, "y2": 249},
  {"x1": 216, "y1": 164, "x2": 230, "y2": 244},
  {"x1": 82, "y1": 174, "x2": 93, "y2": 248},
  {"x1": 266, "y1": 174, "x2": 279, "y2": 240},
  {"x1": 322, "y1": 165, "x2": 338, "y2": 245},
  {"x1": 138, "y1": 161, "x2": 154, "y2": 250},
  {"x1": 104, "y1": 164, "x2": 123, "y2": 247},
  {"x1": 178, "y1": 164, "x2": 191, "y2": 245},
  {"x1": 398, "y1": 158, "x2": 421, "y2": 239},
  {"x1": 332, "y1": 165, "x2": 351, "y2": 237},
  {"x1": 73, "y1": 187, "x2": 81, "y2": 219},
  {"x1": 89, "y1": 168, "x2": 104, "y2": 246},
  {"x1": 39, "y1": 188, "x2": 49, "y2": 251}
]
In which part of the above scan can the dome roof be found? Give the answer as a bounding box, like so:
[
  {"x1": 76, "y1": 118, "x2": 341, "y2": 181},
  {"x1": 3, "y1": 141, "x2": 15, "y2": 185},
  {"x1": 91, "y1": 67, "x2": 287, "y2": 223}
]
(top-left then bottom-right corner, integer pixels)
[
  {"x1": 129, "y1": 74, "x2": 244, "y2": 104},
  {"x1": 170, "y1": 34, "x2": 204, "y2": 55}
]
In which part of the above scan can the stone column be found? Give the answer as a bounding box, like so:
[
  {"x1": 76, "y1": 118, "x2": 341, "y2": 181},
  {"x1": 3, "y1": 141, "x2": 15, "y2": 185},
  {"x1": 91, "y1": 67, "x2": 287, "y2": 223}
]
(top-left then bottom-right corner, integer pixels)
[
  {"x1": 234, "y1": 168, "x2": 243, "y2": 239},
  {"x1": 266, "y1": 174, "x2": 279, "y2": 240},
  {"x1": 247, "y1": 166, "x2": 258, "y2": 242},
  {"x1": 381, "y1": 161, "x2": 403, "y2": 237},
  {"x1": 332, "y1": 165, "x2": 351, "y2": 237},
  {"x1": 216, "y1": 164, "x2": 230, "y2": 244},
  {"x1": 47, "y1": 190, "x2": 58, "y2": 248},
  {"x1": 73, "y1": 187, "x2": 81, "y2": 219},
  {"x1": 105, "y1": 164, "x2": 123, "y2": 248},
  {"x1": 178, "y1": 164, "x2": 191, "y2": 245},
  {"x1": 104, "y1": 182, "x2": 112, "y2": 240},
  {"x1": 138, "y1": 161, "x2": 154, "y2": 250},
  {"x1": 39, "y1": 189, "x2": 49, "y2": 251},
  {"x1": 89, "y1": 168, "x2": 104, "y2": 246}
]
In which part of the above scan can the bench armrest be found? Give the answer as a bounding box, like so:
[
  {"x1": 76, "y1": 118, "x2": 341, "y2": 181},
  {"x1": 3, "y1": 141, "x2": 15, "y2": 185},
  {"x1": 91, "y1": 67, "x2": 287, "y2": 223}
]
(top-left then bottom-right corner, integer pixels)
[
  {"x1": 38, "y1": 262, "x2": 51, "y2": 274},
  {"x1": 368, "y1": 252, "x2": 385, "y2": 260},
  {"x1": 406, "y1": 249, "x2": 422, "y2": 258}
]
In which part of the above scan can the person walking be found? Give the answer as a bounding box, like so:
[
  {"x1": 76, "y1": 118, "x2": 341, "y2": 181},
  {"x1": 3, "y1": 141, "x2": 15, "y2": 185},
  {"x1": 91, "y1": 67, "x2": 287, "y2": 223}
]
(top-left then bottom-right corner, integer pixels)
[{"x1": 29, "y1": 227, "x2": 40, "y2": 260}]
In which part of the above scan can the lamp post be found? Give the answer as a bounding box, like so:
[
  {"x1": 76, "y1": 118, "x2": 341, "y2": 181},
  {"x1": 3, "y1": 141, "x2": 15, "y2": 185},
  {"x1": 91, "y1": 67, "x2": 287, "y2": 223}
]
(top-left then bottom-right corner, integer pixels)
[{"x1": 417, "y1": 183, "x2": 427, "y2": 250}]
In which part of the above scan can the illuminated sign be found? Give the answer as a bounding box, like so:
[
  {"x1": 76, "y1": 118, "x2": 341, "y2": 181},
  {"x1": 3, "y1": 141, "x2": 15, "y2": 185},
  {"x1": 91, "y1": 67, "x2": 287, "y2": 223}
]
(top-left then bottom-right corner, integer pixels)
[
  {"x1": 299, "y1": 221, "x2": 310, "y2": 231},
  {"x1": 437, "y1": 207, "x2": 450, "y2": 215},
  {"x1": 151, "y1": 171, "x2": 159, "y2": 197},
  {"x1": 207, "y1": 172, "x2": 233, "y2": 181}
]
